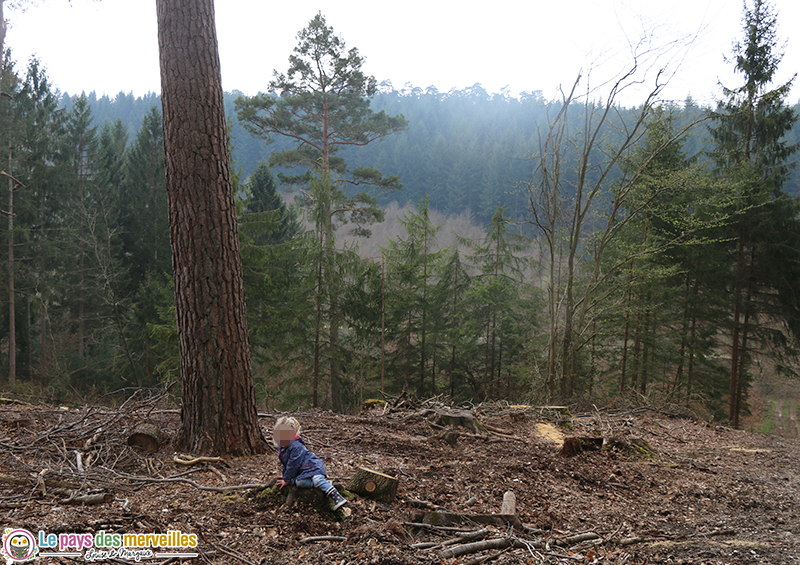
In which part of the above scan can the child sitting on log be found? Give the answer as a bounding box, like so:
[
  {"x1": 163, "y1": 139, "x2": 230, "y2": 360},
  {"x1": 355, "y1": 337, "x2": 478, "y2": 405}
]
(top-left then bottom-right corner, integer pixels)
[{"x1": 273, "y1": 416, "x2": 347, "y2": 511}]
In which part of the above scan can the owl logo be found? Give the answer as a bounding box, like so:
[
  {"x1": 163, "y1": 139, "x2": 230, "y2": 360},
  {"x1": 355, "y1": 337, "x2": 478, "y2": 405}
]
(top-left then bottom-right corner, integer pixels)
[{"x1": 1, "y1": 528, "x2": 38, "y2": 563}]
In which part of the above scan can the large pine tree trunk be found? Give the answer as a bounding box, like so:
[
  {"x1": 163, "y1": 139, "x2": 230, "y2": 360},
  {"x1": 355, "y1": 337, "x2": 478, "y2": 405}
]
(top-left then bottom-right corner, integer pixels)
[{"x1": 156, "y1": 0, "x2": 266, "y2": 455}]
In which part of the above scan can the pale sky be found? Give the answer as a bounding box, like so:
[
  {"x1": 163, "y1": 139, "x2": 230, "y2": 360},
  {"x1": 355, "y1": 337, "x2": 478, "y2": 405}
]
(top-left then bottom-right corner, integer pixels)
[{"x1": 7, "y1": 0, "x2": 800, "y2": 107}]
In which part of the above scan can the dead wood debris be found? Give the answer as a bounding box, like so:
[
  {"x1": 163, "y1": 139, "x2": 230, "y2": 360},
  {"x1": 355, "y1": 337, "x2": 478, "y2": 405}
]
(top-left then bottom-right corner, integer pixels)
[{"x1": 2, "y1": 394, "x2": 800, "y2": 564}]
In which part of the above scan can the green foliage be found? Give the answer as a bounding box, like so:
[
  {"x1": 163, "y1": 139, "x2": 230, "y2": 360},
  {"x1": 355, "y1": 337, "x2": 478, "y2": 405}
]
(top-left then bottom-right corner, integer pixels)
[
  {"x1": 382, "y1": 196, "x2": 446, "y2": 397},
  {"x1": 707, "y1": 0, "x2": 800, "y2": 426},
  {"x1": 234, "y1": 13, "x2": 407, "y2": 410},
  {"x1": 459, "y1": 206, "x2": 537, "y2": 399},
  {"x1": 235, "y1": 12, "x2": 407, "y2": 188},
  {"x1": 4, "y1": 18, "x2": 800, "y2": 423}
]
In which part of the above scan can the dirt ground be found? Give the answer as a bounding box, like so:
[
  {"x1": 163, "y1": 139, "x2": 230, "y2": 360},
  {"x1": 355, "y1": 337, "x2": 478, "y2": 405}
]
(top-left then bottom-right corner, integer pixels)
[{"x1": 2, "y1": 398, "x2": 800, "y2": 565}]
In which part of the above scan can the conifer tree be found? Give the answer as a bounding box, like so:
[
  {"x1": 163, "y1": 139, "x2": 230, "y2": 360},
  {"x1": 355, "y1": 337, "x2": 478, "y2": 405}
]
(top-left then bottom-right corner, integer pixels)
[
  {"x1": 434, "y1": 247, "x2": 474, "y2": 398},
  {"x1": 238, "y1": 160, "x2": 311, "y2": 408},
  {"x1": 460, "y1": 206, "x2": 530, "y2": 398},
  {"x1": 157, "y1": 0, "x2": 266, "y2": 454},
  {"x1": 13, "y1": 59, "x2": 64, "y2": 383},
  {"x1": 62, "y1": 95, "x2": 98, "y2": 363},
  {"x1": 120, "y1": 107, "x2": 169, "y2": 290},
  {"x1": 236, "y1": 13, "x2": 407, "y2": 408},
  {"x1": 382, "y1": 196, "x2": 445, "y2": 396},
  {"x1": 708, "y1": 0, "x2": 799, "y2": 426}
]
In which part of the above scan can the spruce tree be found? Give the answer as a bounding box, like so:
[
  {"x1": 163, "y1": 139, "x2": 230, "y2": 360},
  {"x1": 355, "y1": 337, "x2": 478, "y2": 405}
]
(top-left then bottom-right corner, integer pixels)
[
  {"x1": 382, "y1": 196, "x2": 445, "y2": 396},
  {"x1": 709, "y1": 0, "x2": 799, "y2": 426},
  {"x1": 460, "y1": 206, "x2": 531, "y2": 398}
]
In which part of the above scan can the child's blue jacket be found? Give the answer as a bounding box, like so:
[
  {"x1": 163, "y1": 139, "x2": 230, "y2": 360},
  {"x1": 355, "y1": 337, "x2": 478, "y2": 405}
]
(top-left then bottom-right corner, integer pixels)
[{"x1": 278, "y1": 436, "x2": 327, "y2": 483}]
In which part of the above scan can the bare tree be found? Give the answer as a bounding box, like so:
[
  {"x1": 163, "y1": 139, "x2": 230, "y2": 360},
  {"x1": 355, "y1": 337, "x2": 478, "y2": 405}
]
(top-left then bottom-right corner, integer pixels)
[{"x1": 527, "y1": 38, "x2": 703, "y2": 399}]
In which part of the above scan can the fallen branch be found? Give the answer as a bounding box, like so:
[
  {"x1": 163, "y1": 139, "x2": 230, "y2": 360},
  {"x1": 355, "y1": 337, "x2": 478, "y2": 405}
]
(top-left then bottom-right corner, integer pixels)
[
  {"x1": 300, "y1": 536, "x2": 346, "y2": 544},
  {"x1": 616, "y1": 536, "x2": 645, "y2": 546},
  {"x1": 441, "y1": 537, "x2": 541, "y2": 559},
  {"x1": 400, "y1": 495, "x2": 446, "y2": 511},
  {"x1": 555, "y1": 531, "x2": 600, "y2": 547},
  {"x1": 481, "y1": 423, "x2": 513, "y2": 435},
  {"x1": 413, "y1": 528, "x2": 491, "y2": 551},
  {"x1": 64, "y1": 492, "x2": 114, "y2": 506},
  {"x1": 409, "y1": 510, "x2": 525, "y2": 529},
  {"x1": 463, "y1": 551, "x2": 505, "y2": 565},
  {"x1": 208, "y1": 541, "x2": 259, "y2": 565},
  {"x1": 173, "y1": 455, "x2": 225, "y2": 466},
  {"x1": 401, "y1": 522, "x2": 476, "y2": 533},
  {"x1": 456, "y1": 496, "x2": 477, "y2": 510},
  {"x1": 0, "y1": 473, "x2": 85, "y2": 491},
  {"x1": 121, "y1": 474, "x2": 264, "y2": 493}
]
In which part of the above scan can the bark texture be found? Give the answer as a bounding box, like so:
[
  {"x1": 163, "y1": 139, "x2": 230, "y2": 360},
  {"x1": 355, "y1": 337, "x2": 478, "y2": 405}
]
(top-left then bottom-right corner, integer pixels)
[
  {"x1": 346, "y1": 467, "x2": 399, "y2": 502},
  {"x1": 156, "y1": 0, "x2": 265, "y2": 455}
]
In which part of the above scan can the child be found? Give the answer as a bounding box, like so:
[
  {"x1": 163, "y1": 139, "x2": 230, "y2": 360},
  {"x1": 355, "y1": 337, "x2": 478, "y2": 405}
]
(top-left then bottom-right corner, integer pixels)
[{"x1": 273, "y1": 416, "x2": 347, "y2": 511}]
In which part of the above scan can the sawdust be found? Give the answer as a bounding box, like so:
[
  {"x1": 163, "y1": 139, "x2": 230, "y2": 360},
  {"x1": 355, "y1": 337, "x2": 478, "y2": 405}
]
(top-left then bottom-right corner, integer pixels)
[
  {"x1": 728, "y1": 447, "x2": 773, "y2": 453},
  {"x1": 535, "y1": 422, "x2": 565, "y2": 446}
]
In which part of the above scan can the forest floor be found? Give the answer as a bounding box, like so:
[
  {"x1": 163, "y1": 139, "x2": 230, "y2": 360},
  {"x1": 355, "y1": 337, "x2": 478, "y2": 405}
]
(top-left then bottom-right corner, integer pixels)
[{"x1": 2, "y1": 395, "x2": 800, "y2": 565}]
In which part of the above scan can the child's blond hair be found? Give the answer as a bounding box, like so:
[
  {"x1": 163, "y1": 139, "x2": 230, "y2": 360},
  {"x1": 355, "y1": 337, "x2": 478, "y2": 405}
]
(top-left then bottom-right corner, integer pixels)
[{"x1": 272, "y1": 416, "x2": 301, "y2": 447}]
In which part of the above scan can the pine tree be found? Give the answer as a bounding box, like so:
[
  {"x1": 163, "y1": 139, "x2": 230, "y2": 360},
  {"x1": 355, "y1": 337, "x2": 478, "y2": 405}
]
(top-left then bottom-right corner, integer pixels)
[
  {"x1": 236, "y1": 12, "x2": 407, "y2": 408},
  {"x1": 156, "y1": 0, "x2": 266, "y2": 454}
]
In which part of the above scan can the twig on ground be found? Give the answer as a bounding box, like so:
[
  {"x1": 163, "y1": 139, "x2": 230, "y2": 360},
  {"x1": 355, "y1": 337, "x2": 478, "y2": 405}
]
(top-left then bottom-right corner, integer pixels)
[{"x1": 301, "y1": 536, "x2": 347, "y2": 543}]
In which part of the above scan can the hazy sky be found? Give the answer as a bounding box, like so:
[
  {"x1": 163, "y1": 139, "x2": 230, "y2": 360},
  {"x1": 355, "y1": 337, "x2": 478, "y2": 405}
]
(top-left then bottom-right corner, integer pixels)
[{"x1": 7, "y1": 0, "x2": 800, "y2": 107}]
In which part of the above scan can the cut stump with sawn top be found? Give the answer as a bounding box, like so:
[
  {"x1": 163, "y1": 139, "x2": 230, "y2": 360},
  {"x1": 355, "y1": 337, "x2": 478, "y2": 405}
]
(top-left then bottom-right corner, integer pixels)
[
  {"x1": 127, "y1": 423, "x2": 166, "y2": 452},
  {"x1": 346, "y1": 467, "x2": 399, "y2": 503}
]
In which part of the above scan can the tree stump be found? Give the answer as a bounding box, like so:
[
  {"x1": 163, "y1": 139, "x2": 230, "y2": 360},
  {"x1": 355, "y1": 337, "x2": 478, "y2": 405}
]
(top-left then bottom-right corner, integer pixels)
[
  {"x1": 605, "y1": 436, "x2": 655, "y2": 457},
  {"x1": 284, "y1": 485, "x2": 325, "y2": 508},
  {"x1": 559, "y1": 436, "x2": 603, "y2": 457},
  {"x1": 346, "y1": 467, "x2": 398, "y2": 503},
  {"x1": 127, "y1": 423, "x2": 166, "y2": 452},
  {"x1": 500, "y1": 491, "x2": 516, "y2": 515},
  {"x1": 423, "y1": 408, "x2": 485, "y2": 434},
  {"x1": 434, "y1": 429, "x2": 460, "y2": 445}
]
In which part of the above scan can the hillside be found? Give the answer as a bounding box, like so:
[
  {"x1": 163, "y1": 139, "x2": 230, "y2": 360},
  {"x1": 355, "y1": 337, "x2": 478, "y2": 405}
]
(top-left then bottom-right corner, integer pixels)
[
  {"x1": 2, "y1": 397, "x2": 799, "y2": 564},
  {"x1": 65, "y1": 89, "x2": 800, "y2": 226}
]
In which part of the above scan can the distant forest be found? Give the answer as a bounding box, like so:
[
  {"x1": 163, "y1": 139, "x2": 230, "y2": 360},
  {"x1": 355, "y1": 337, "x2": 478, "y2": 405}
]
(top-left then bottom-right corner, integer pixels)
[
  {"x1": 63, "y1": 85, "x2": 800, "y2": 226},
  {"x1": 1, "y1": 48, "x2": 795, "y2": 425}
]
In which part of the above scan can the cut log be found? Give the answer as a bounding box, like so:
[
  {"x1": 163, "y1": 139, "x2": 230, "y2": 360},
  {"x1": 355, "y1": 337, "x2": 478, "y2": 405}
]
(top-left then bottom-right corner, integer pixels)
[
  {"x1": 127, "y1": 423, "x2": 166, "y2": 452},
  {"x1": 346, "y1": 467, "x2": 398, "y2": 503}
]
